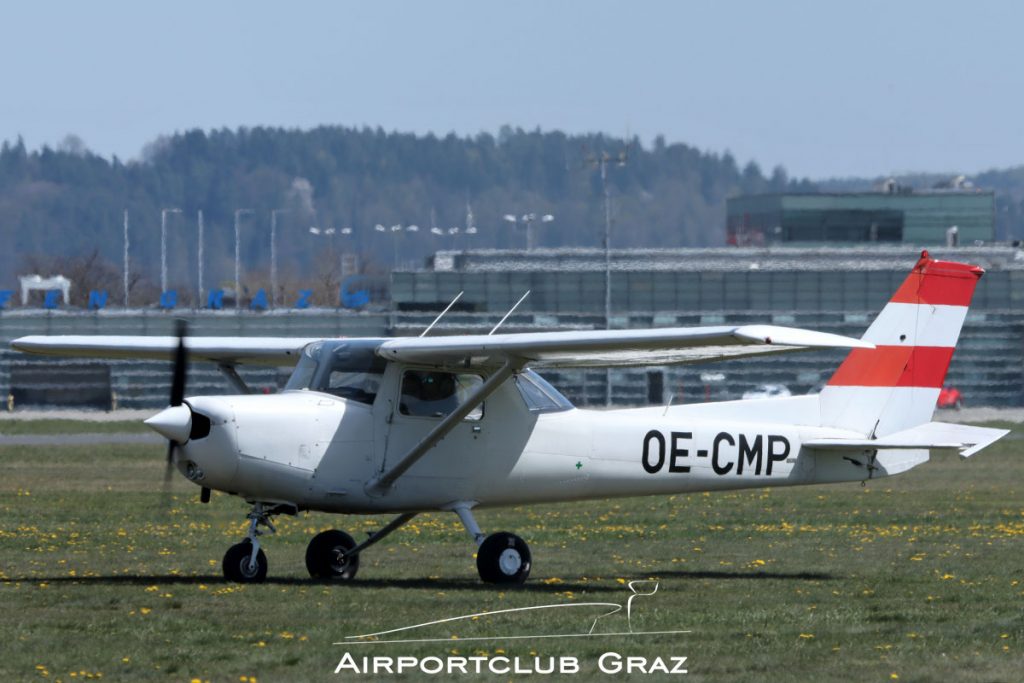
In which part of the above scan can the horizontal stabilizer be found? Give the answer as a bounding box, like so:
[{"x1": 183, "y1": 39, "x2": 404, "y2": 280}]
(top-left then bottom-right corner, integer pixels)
[{"x1": 804, "y1": 421, "x2": 1009, "y2": 458}]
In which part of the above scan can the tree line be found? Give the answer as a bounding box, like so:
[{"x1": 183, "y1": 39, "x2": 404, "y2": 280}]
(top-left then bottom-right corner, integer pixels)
[{"x1": 1, "y1": 125, "x2": 1020, "y2": 308}]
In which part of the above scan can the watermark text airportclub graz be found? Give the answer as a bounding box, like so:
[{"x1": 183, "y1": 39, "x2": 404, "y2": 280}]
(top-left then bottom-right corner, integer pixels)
[{"x1": 334, "y1": 652, "x2": 689, "y2": 676}]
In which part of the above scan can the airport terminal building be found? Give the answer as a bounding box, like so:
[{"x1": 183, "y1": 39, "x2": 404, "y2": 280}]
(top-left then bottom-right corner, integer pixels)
[
  {"x1": 726, "y1": 189, "x2": 995, "y2": 245},
  {"x1": 2, "y1": 244, "x2": 1022, "y2": 410},
  {"x1": 0, "y1": 186, "x2": 1015, "y2": 409}
]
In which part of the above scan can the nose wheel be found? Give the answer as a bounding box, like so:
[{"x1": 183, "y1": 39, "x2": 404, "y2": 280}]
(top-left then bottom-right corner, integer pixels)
[
  {"x1": 223, "y1": 540, "x2": 267, "y2": 582},
  {"x1": 222, "y1": 502, "x2": 279, "y2": 583}
]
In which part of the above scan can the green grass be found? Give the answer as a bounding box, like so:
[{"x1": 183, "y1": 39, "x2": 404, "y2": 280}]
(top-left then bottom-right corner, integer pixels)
[
  {"x1": 0, "y1": 419, "x2": 147, "y2": 435},
  {"x1": 1, "y1": 429, "x2": 1022, "y2": 682}
]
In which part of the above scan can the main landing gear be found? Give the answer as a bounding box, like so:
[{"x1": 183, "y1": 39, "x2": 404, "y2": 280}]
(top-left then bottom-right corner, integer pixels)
[
  {"x1": 452, "y1": 503, "x2": 532, "y2": 585},
  {"x1": 221, "y1": 502, "x2": 532, "y2": 585}
]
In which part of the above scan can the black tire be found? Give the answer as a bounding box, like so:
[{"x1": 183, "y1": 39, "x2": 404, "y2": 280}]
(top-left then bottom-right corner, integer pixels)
[
  {"x1": 476, "y1": 532, "x2": 531, "y2": 584},
  {"x1": 222, "y1": 540, "x2": 268, "y2": 583},
  {"x1": 305, "y1": 530, "x2": 359, "y2": 580}
]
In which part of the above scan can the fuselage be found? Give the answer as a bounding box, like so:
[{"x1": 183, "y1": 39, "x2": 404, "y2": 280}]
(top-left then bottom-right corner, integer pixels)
[{"x1": 173, "y1": 363, "x2": 918, "y2": 515}]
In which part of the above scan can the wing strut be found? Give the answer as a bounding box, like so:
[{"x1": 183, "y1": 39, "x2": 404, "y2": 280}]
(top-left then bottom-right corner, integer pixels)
[
  {"x1": 217, "y1": 363, "x2": 252, "y2": 394},
  {"x1": 366, "y1": 360, "x2": 517, "y2": 495}
]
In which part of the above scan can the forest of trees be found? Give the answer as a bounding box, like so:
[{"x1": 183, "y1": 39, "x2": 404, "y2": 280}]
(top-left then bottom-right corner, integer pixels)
[
  {"x1": 0, "y1": 126, "x2": 810, "y2": 306},
  {"x1": 1, "y1": 125, "x2": 1021, "y2": 307}
]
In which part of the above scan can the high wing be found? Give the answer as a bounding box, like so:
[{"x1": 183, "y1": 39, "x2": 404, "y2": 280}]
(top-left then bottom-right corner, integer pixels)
[
  {"x1": 10, "y1": 335, "x2": 321, "y2": 366},
  {"x1": 377, "y1": 324, "x2": 873, "y2": 369},
  {"x1": 12, "y1": 324, "x2": 871, "y2": 370}
]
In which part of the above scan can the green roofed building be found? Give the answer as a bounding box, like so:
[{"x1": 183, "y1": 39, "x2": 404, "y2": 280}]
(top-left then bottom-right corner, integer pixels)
[{"x1": 727, "y1": 190, "x2": 995, "y2": 246}]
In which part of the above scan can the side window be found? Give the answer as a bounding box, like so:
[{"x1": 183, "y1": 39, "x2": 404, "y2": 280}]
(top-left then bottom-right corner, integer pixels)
[{"x1": 399, "y1": 370, "x2": 484, "y2": 420}]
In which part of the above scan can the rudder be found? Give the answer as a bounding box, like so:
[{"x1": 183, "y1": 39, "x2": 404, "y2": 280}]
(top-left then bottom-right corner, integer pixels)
[{"x1": 819, "y1": 251, "x2": 983, "y2": 436}]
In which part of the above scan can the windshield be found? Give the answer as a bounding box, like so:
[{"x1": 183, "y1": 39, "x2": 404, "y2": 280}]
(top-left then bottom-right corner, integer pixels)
[
  {"x1": 284, "y1": 339, "x2": 387, "y2": 405},
  {"x1": 514, "y1": 370, "x2": 574, "y2": 412}
]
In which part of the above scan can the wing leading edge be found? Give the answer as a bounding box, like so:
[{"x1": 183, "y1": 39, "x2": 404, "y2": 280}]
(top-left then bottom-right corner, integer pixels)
[
  {"x1": 12, "y1": 324, "x2": 871, "y2": 370},
  {"x1": 10, "y1": 335, "x2": 320, "y2": 366},
  {"x1": 377, "y1": 324, "x2": 873, "y2": 369}
]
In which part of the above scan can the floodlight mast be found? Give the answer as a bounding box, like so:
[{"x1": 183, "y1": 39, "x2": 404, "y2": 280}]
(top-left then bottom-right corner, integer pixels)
[
  {"x1": 584, "y1": 148, "x2": 628, "y2": 405},
  {"x1": 197, "y1": 210, "x2": 204, "y2": 307},
  {"x1": 309, "y1": 225, "x2": 357, "y2": 306},
  {"x1": 234, "y1": 209, "x2": 253, "y2": 310},
  {"x1": 271, "y1": 209, "x2": 290, "y2": 308},
  {"x1": 160, "y1": 208, "x2": 182, "y2": 294},
  {"x1": 502, "y1": 212, "x2": 554, "y2": 250},
  {"x1": 122, "y1": 210, "x2": 129, "y2": 308}
]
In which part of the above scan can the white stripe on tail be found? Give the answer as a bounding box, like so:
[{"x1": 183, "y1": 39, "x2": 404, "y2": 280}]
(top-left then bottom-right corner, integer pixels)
[{"x1": 819, "y1": 251, "x2": 984, "y2": 437}]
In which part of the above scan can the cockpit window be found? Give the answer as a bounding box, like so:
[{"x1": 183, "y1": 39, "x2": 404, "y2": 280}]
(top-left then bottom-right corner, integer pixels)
[
  {"x1": 399, "y1": 370, "x2": 484, "y2": 420},
  {"x1": 283, "y1": 342, "x2": 321, "y2": 393},
  {"x1": 514, "y1": 370, "x2": 574, "y2": 413},
  {"x1": 283, "y1": 340, "x2": 386, "y2": 405}
]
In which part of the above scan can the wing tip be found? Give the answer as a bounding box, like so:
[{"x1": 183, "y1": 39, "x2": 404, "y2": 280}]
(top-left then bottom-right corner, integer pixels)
[{"x1": 735, "y1": 325, "x2": 874, "y2": 350}]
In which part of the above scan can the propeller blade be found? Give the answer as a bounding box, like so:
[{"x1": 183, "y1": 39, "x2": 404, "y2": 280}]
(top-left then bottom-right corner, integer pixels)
[
  {"x1": 161, "y1": 441, "x2": 176, "y2": 505},
  {"x1": 160, "y1": 319, "x2": 188, "y2": 505},
  {"x1": 169, "y1": 319, "x2": 187, "y2": 407}
]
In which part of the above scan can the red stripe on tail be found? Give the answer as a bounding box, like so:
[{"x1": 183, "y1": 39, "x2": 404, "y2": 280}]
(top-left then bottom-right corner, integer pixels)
[
  {"x1": 890, "y1": 250, "x2": 984, "y2": 307},
  {"x1": 827, "y1": 346, "x2": 955, "y2": 388}
]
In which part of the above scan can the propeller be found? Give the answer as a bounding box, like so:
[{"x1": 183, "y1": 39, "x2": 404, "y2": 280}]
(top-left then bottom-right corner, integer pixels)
[
  {"x1": 165, "y1": 319, "x2": 188, "y2": 484},
  {"x1": 146, "y1": 320, "x2": 210, "y2": 503}
]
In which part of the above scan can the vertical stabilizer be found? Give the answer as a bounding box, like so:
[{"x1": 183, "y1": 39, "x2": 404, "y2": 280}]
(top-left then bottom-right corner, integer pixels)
[{"x1": 819, "y1": 251, "x2": 983, "y2": 437}]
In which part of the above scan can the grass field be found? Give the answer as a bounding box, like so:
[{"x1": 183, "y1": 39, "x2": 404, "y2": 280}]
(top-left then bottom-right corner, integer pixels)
[
  {"x1": 0, "y1": 419, "x2": 147, "y2": 435},
  {"x1": 0, "y1": 421, "x2": 1021, "y2": 682}
]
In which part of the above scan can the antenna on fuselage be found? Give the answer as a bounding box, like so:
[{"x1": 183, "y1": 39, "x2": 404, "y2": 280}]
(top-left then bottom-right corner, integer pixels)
[
  {"x1": 420, "y1": 291, "x2": 464, "y2": 337},
  {"x1": 489, "y1": 290, "x2": 531, "y2": 335}
]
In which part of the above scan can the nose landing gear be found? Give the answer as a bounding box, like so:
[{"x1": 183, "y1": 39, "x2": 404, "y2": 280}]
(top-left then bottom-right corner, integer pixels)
[{"x1": 222, "y1": 502, "x2": 283, "y2": 583}]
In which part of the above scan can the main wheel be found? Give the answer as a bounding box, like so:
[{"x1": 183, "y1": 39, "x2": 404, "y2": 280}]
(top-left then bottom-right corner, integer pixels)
[
  {"x1": 305, "y1": 529, "x2": 359, "y2": 580},
  {"x1": 476, "y1": 532, "x2": 531, "y2": 584},
  {"x1": 222, "y1": 540, "x2": 268, "y2": 583}
]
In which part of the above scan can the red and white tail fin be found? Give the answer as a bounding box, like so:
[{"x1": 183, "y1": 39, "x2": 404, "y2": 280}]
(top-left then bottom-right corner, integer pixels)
[{"x1": 819, "y1": 251, "x2": 983, "y2": 437}]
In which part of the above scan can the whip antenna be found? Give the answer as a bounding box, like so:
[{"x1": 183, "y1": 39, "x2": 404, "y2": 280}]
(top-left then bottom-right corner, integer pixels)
[
  {"x1": 489, "y1": 290, "x2": 531, "y2": 335},
  {"x1": 420, "y1": 291, "x2": 464, "y2": 337}
]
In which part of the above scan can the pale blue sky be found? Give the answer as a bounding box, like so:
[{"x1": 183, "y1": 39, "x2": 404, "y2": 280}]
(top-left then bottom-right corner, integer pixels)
[{"x1": 1, "y1": 0, "x2": 1021, "y2": 178}]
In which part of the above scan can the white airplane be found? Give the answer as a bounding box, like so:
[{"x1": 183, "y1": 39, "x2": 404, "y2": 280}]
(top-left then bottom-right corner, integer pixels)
[{"x1": 11, "y1": 251, "x2": 1007, "y2": 585}]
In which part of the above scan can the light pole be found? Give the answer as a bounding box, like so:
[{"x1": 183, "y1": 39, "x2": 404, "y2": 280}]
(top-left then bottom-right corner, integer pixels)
[
  {"x1": 197, "y1": 210, "x2": 204, "y2": 307},
  {"x1": 309, "y1": 226, "x2": 337, "y2": 297},
  {"x1": 234, "y1": 209, "x2": 253, "y2": 310},
  {"x1": 160, "y1": 207, "x2": 181, "y2": 294},
  {"x1": 338, "y1": 227, "x2": 354, "y2": 278},
  {"x1": 270, "y1": 209, "x2": 290, "y2": 308},
  {"x1": 310, "y1": 226, "x2": 356, "y2": 305},
  {"x1": 503, "y1": 212, "x2": 554, "y2": 250},
  {"x1": 122, "y1": 209, "x2": 129, "y2": 308},
  {"x1": 585, "y1": 149, "x2": 628, "y2": 405},
  {"x1": 376, "y1": 223, "x2": 418, "y2": 268}
]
